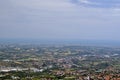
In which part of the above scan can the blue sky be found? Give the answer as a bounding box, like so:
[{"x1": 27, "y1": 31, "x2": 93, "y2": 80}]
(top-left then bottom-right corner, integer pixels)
[{"x1": 0, "y1": 0, "x2": 120, "y2": 41}]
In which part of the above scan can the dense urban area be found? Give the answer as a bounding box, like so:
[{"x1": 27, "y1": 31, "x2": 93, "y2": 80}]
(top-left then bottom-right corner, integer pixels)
[{"x1": 0, "y1": 44, "x2": 120, "y2": 80}]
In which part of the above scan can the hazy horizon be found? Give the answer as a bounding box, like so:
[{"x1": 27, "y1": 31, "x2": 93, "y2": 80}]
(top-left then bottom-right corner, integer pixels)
[{"x1": 1, "y1": 38, "x2": 120, "y2": 47}]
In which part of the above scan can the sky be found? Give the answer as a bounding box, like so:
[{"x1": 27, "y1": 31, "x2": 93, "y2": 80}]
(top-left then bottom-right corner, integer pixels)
[{"x1": 0, "y1": 0, "x2": 120, "y2": 42}]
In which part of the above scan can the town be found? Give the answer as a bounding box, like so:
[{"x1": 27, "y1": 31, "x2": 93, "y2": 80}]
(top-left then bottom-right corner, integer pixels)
[{"x1": 0, "y1": 44, "x2": 120, "y2": 80}]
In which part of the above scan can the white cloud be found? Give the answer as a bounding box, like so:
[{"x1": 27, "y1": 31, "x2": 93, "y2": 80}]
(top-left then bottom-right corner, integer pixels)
[
  {"x1": 75, "y1": 0, "x2": 120, "y2": 9},
  {"x1": 78, "y1": 0, "x2": 91, "y2": 4},
  {"x1": 10, "y1": 0, "x2": 75, "y2": 11}
]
